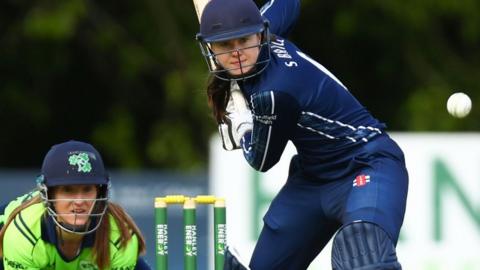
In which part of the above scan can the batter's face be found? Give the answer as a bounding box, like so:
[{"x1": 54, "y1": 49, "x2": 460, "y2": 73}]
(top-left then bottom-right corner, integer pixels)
[
  {"x1": 52, "y1": 185, "x2": 98, "y2": 226},
  {"x1": 210, "y1": 34, "x2": 261, "y2": 76}
]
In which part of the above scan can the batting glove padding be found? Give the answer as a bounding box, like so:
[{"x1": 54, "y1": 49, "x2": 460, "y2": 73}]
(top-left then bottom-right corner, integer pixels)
[
  {"x1": 219, "y1": 81, "x2": 253, "y2": 151},
  {"x1": 219, "y1": 111, "x2": 253, "y2": 151}
]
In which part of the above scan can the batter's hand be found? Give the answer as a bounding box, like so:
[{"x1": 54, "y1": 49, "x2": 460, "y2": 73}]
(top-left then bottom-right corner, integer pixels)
[
  {"x1": 219, "y1": 111, "x2": 253, "y2": 151},
  {"x1": 219, "y1": 81, "x2": 253, "y2": 151}
]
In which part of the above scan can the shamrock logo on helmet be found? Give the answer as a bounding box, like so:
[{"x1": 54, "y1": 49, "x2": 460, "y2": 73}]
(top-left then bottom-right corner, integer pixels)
[{"x1": 68, "y1": 152, "x2": 93, "y2": 173}]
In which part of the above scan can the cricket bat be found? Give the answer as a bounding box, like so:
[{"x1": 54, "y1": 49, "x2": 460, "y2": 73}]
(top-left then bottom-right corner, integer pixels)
[
  {"x1": 192, "y1": 0, "x2": 210, "y2": 22},
  {"x1": 193, "y1": 0, "x2": 220, "y2": 71},
  {"x1": 192, "y1": 0, "x2": 250, "y2": 112},
  {"x1": 228, "y1": 81, "x2": 250, "y2": 112}
]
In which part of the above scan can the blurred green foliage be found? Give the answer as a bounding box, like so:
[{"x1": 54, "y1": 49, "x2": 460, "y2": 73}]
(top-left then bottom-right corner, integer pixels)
[{"x1": 0, "y1": 0, "x2": 478, "y2": 169}]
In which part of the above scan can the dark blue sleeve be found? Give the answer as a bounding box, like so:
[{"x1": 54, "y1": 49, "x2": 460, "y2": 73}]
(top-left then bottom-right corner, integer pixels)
[
  {"x1": 0, "y1": 203, "x2": 7, "y2": 228},
  {"x1": 0, "y1": 203, "x2": 6, "y2": 215},
  {"x1": 240, "y1": 91, "x2": 300, "y2": 172},
  {"x1": 260, "y1": 0, "x2": 301, "y2": 37}
]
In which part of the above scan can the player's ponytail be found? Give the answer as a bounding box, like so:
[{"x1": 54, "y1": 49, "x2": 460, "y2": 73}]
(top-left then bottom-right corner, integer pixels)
[
  {"x1": 0, "y1": 195, "x2": 42, "y2": 257},
  {"x1": 207, "y1": 75, "x2": 230, "y2": 123},
  {"x1": 92, "y1": 202, "x2": 146, "y2": 269}
]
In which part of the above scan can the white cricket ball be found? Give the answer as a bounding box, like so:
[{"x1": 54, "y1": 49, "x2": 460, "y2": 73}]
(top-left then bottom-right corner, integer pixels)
[{"x1": 447, "y1": 92, "x2": 472, "y2": 118}]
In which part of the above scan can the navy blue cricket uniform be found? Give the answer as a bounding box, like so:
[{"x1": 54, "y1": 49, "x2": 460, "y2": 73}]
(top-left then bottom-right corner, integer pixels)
[{"x1": 237, "y1": 0, "x2": 409, "y2": 269}]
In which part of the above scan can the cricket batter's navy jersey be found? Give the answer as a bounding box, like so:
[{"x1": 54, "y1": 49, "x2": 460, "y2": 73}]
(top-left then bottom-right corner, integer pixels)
[
  {"x1": 239, "y1": 37, "x2": 390, "y2": 179},
  {"x1": 239, "y1": 0, "x2": 396, "y2": 180},
  {"x1": 235, "y1": 1, "x2": 408, "y2": 268}
]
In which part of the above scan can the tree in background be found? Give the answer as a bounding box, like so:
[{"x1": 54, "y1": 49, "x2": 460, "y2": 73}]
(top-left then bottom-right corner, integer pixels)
[
  {"x1": 0, "y1": 0, "x2": 478, "y2": 169},
  {"x1": 292, "y1": 0, "x2": 479, "y2": 131}
]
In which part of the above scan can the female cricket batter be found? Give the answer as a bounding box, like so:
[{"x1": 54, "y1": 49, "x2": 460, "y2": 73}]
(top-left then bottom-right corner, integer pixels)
[
  {"x1": 197, "y1": 0, "x2": 409, "y2": 269},
  {"x1": 0, "y1": 140, "x2": 151, "y2": 270}
]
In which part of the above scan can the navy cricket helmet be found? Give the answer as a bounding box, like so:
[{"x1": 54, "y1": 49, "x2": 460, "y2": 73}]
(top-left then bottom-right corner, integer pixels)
[
  {"x1": 40, "y1": 140, "x2": 109, "y2": 187},
  {"x1": 37, "y1": 140, "x2": 110, "y2": 235},
  {"x1": 196, "y1": 0, "x2": 271, "y2": 81}
]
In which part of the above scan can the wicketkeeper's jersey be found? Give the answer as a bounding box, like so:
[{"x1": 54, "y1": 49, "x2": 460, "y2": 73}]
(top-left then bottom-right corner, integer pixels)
[{"x1": 2, "y1": 193, "x2": 139, "y2": 270}]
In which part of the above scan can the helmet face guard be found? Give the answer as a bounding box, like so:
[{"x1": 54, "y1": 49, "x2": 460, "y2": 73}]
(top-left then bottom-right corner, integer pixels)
[
  {"x1": 197, "y1": 0, "x2": 271, "y2": 81},
  {"x1": 38, "y1": 181, "x2": 109, "y2": 235},
  {"x1": 37, "y1": 140, "x2": 111, "y2": 235},
  {"x1": 197, "y1": 22, "x2": 271, "y2": 81}
]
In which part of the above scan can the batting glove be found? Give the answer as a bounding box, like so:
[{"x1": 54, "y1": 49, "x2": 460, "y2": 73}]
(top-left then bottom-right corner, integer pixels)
[
  {"x1": 219, "y1": 111, "x2": 253, "y2": 151},
  {"x1": 219, "y1": 81, "x2": 252, "y2": 151}
]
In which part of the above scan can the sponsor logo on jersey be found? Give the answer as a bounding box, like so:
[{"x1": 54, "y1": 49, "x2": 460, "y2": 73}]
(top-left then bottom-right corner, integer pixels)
[
  {"x1": 111, "y1": 266, "x2": 135, "y2": 270},
  {"x1": 353, "y1": 174, "x2": 370, "y2": 187},
  {"x1": 4, "y1": 257, "x2": 27, "y2": 269},
  {"x1": 254, "y1": 114, "x2": 277, "y2": 125},
  {"x1": 79, "y1": 260, "x2": 99, "y2": 270}
]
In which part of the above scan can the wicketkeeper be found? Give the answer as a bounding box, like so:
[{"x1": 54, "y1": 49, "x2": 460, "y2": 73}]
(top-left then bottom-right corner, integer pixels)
[{"x1": 0, "y1": 141, "x2": 152, "y2": 270}]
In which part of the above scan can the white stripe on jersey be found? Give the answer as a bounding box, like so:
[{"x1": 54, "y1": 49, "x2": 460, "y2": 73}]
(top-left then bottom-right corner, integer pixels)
[
  {"x1": 303, "y1": 111, "x2": 356, "y2": 131},
  {"x1": 298, "y1": 111, "x2": 382, "y2": 143},
  {"x1": 296, "y1": 51, "x2": 348, "y2": 90},
  {"x1": 259, "y1": 91, "x2": 275, "y2": 171},
  {"x1": 297, "y1": 123, "x2": 337, "y2": 140},
  {"x1": 260, "y1": 0, "x2": 275, "y2": 15}
]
